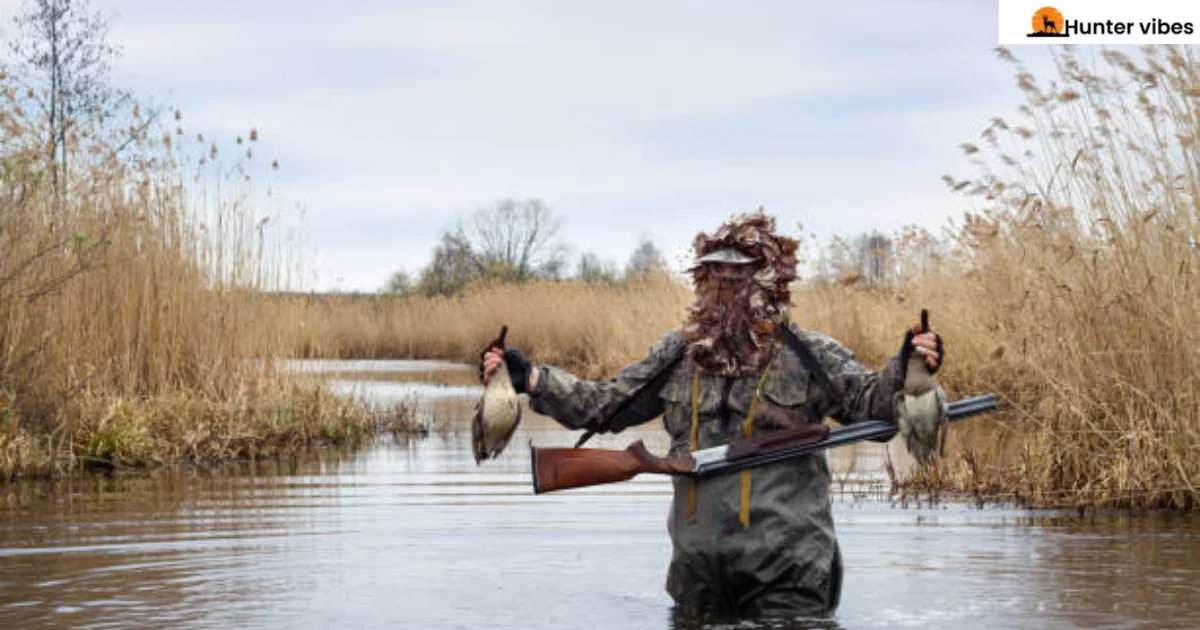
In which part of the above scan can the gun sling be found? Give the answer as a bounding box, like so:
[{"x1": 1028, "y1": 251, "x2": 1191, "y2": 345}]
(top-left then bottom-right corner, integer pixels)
[{"x1": 571, "y1": 322, "x2": 844, "y2": 447}]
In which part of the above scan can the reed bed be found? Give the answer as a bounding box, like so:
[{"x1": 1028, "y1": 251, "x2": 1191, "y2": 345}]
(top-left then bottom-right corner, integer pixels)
[
  {"x1": 0, "y1": 83, "x2": 413, "y2": 480},
  {"x1": 282, "y1": 272, "x2": 696, "y2": 379},
  {"x1": 905, "y1": 45, "x2": 1198, "y2": 512},
  {"x1": 286, "y1": 45, "x2": 1197, "y2": 511}
]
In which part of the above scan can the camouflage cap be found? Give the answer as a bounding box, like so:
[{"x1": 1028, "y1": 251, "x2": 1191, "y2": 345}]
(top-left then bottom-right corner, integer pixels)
[
  {"x1": 687, "y1": 207, "x2": 799, "y2": 282},
  {"x1": 696, "y1": 247, "x2": 758, "y2": 265}
]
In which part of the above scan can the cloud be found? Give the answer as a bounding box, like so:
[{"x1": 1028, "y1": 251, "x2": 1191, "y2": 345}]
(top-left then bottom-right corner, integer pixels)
[{"x1": 3, "y1": 0, "x2": 1071, "y2": 291}]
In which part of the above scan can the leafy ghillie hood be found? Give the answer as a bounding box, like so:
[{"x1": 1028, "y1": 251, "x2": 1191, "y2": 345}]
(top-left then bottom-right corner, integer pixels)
[{"x1": 681, "y1": 208, "x2": 800, "y2": 377}]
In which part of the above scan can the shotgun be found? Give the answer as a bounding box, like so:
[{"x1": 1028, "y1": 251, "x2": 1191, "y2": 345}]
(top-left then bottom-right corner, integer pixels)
[{"x1": 530, "y1": 393, "x2": 997, "y2": 494}]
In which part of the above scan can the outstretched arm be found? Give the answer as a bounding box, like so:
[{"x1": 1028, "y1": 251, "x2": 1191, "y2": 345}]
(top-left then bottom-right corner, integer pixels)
[
  {"x1": 486, "y1": 330, "x2": 687, "y2": 434},
  {"x1": 799, "y1": 322, "x2": 944, "y2": 425},
  {"x1": 808, "y1": 331, "x2": 907, "y2": 424}
]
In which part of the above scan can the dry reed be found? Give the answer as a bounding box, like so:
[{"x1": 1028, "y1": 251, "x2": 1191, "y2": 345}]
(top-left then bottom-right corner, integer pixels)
[
  {"x1": 281, "y1": 272, "x2": 696, "y2": 379},
  {"x1": 281, "y1": 45, "x2": 1197, "y2": 511},
  {"x1": 0, "y1": 77, "x2": 412, "y2": 480},
  {"x1": 790, "y1": 45, "x2": 1198, "y2": 511}
]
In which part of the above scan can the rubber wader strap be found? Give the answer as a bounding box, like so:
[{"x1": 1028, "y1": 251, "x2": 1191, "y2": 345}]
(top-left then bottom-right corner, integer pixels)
[
  {"x1": 688, "y1": 368, "x2": 700, "y2": 523},
  {"x1": 739, "y1": 361, "x2": 773, "y2": 528},
  {"x1": 687, "y1": 359, "x2": 773, "y2": 528}
]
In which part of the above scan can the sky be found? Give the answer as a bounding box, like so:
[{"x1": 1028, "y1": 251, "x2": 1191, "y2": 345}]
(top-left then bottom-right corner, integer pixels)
[{"x1": 0, "y1": 0, "x2": 1067, "y2": 292}]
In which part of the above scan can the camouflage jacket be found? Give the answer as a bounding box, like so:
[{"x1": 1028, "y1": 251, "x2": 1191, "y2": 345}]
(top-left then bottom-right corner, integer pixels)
[
  {"x1": 527, "y1": 323, "x2": 906, "y2": 452},
  {"x1": 526, "y1": 323, "x2": 910, "y2": 617}
]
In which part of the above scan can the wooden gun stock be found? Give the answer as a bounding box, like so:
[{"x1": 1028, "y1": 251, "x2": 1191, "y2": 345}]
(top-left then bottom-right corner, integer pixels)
[
  {"x1": 529, "y1": 425, "x2": 829, "y2": 495},
  {"x1": 531, "y1": 440, "x2": 694, "y2": 494},
  {"x1": 529, "y1": 394, "x2": 998, "y2": 494}
]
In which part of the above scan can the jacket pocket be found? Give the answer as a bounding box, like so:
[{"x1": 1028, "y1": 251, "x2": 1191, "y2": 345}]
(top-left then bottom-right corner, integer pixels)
[
  {"x1": 755, "y1": 370, "x2": 812, "y2": 430},
  {"x1": 658, "y1": 367, "x2": 695, "y2": 444}
]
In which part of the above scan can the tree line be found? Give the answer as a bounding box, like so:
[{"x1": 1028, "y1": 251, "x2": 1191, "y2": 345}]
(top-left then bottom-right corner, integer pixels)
[
  {"x1": 382, "y1": 198, "x2": 668, "y2": 297},
  {"x1": 381, "y1": 203, "x2": 955, "y2": 298}
]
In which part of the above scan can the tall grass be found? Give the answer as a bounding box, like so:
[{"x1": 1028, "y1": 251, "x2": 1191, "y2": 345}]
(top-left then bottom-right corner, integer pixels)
[
  {"x1": 0, "y1": 82, "x2": 409, "y2": 480},
  {"x1": 918, "y1": 45, "x2": 1198, "y2": 510},
  {"x1": 285, "y1": 45, "x2": 1197, "y2": 510},
  {"x1": 282, "y1": 272, "x2": 696, "y2": 379}
]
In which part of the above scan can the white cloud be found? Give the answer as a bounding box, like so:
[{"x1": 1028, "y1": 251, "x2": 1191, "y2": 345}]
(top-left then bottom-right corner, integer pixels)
[{"x1": 5, "y1": 0, "x2": 1071, "y2": 291}]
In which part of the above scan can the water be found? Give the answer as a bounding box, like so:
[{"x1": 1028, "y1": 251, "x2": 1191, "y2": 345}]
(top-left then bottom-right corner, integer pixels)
[{"x1": 1, "y1": 361, "x2": 1197, "y2": 630}]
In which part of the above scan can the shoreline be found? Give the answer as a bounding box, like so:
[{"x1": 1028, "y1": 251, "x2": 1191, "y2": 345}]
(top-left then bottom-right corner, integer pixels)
[{"x1": 0, "y1": 378, "x2": 427, "y2": 485}]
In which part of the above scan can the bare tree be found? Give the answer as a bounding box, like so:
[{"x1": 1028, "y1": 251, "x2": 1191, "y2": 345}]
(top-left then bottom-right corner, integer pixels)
[
  {"x1": 381, "y1": 269, "x2": 412, "y2": 295},
  {"x1": 417, "y1": 231, "x2": 477, "y2": 297},
  {"x1": 535, "y1": 241, "x2": 571, "y2": 280},
  {"x1": 457, "y1": 198, "x2": 565, "y2": 281},
  {"x1": 853, "y1": 231, "x2": 893, "y2": 287},
  {"x1": 812, "y1": 230, "x2": 895, "y2": 287},
  {"x1": 6, "y1": 0, "x2": 134, "y2": 195},
  {"x1": 626, "y1": 237, "x2": 666, "y2": 276},
  {"x1": 577, "y1": 251, "x2": 619, "y2": 284}
]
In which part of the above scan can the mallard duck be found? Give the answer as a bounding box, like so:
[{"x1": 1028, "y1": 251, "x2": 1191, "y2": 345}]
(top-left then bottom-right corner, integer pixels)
[{"x1": 471, "y1": 325, "x2": 522, "y2": 464}]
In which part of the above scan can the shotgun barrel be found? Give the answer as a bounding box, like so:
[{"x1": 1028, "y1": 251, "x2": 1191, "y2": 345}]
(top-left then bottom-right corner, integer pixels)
[
  {"x1": 693, "y1": 393, "x2": 996, "y2": 477},
  {"x1": 530, "y1": 393, "x2": 997, "y2": 494}
]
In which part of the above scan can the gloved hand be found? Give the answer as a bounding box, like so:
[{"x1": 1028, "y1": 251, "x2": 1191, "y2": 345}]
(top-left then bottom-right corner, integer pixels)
[
  {"x1": 900, "y1": 324, "x2": 944, "y2": 375},
  {"x1": 897, "y1": 311, "x2": 947, "y2": 463},
  {"x1": 502, "y1": 348, "x2": 533, "y2": 393},
  {"x1": 480, "y1": 346, "x2": 535, "y2": 394}
]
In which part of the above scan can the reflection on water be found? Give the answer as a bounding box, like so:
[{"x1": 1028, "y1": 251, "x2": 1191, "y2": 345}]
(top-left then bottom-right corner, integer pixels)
[
  {"x1": 1, "y1": 360, "x2": 1197, "y2": 630},
  {"x1": 283, "y1": 358, "x2": 476, "y2": 374}
]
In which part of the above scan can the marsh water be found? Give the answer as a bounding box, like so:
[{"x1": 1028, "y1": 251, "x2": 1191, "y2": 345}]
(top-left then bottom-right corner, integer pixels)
[{"x1": 1, "y1": 360, "x2": 1197, "y2": 629}]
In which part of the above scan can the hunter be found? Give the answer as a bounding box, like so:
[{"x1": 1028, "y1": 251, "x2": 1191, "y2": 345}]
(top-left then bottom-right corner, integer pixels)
[{"x1": 480, "y1": 209, "x2": 946, "y2": 621}]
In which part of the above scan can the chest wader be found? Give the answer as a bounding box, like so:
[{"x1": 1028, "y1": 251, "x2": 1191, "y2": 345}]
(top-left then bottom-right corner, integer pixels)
[
  {"x1": 677, "y1": 325, "x2": 846, "y2": 620},
  {"x1": 686, "y1": 356, "x2": 773, "y2": 528}
]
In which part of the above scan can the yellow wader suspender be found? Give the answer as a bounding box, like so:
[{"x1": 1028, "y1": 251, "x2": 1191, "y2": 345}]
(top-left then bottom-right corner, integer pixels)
[{"x1": 687, "y1": 356, "x2": 774, "y2": 528}]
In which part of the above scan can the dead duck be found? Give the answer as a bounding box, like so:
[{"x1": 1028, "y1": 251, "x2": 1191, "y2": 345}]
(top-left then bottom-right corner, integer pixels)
[
  {"x1": 898, "y1": 310, "x2": 948, "y2": 464},
  {"x1": 471, "y1": 325, "x2": 522, "y2": 464}
]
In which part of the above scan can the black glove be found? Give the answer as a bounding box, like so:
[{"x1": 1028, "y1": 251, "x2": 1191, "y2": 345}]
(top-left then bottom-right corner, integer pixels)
[
  {"x1": 503, "y1": 348, "x2": 533, "y2": 394},
  {"x1": 900, "y1": 327, "x2": 944, "y2": 375},
  {"x1": 476, "y1": 324, "x2": 533, "y2": 393}
]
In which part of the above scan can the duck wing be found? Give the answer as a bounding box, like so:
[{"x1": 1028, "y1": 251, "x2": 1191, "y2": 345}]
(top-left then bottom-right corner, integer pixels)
[
  {"x1": 471, "y1": 397, "x2": 487, "y2": 464},
  {"x1": 491, "y1": 399, "x2": 522, "y2": 459}
]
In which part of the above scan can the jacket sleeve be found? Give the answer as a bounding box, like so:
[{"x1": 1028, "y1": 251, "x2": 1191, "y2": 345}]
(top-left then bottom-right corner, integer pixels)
[
  {"x1": 800, "y1": 328, "x2": 908, "y2": 424},
  {"x1": 527, "y1": 330, "x2": 687, "y2": 434}
]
